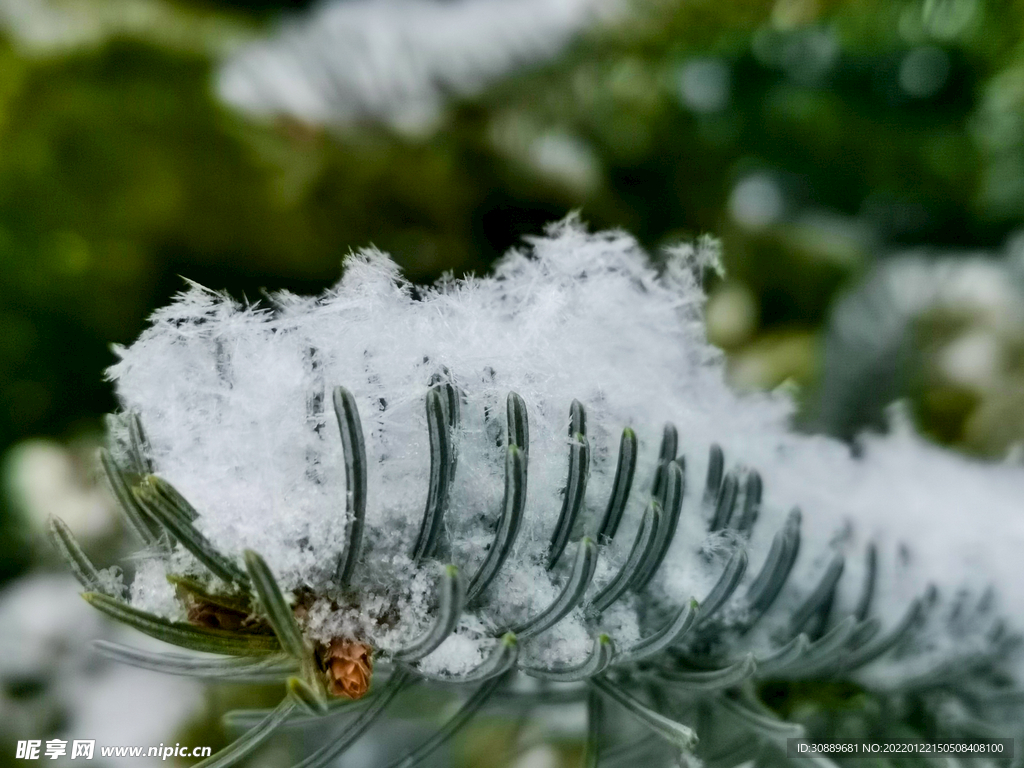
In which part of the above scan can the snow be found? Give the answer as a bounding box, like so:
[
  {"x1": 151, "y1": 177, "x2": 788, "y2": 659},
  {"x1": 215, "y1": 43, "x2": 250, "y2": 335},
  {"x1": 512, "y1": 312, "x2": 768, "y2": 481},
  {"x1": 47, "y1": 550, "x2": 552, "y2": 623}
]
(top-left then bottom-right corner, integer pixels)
[{"x1": 109, "y1": 217, "x2": 1024, "y2": 676}]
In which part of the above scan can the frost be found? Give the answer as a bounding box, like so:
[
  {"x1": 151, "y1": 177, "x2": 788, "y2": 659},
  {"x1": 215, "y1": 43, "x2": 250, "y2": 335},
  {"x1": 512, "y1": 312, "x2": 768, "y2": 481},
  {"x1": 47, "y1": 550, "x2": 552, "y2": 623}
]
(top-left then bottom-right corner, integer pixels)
[{"x1": 110, "y1": 217, "x2": 1024, "y2": 677}]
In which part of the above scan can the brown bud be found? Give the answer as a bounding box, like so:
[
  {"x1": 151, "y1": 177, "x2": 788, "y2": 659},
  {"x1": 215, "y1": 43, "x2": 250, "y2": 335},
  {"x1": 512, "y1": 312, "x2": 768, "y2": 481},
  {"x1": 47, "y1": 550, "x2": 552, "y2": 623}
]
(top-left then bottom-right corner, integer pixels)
[
  {"x1": 187, "y1": 601, "x2": 252, "y2": 632},
  {"x1": 324, "y1": 640, "x2": 373, "y2": 699}
]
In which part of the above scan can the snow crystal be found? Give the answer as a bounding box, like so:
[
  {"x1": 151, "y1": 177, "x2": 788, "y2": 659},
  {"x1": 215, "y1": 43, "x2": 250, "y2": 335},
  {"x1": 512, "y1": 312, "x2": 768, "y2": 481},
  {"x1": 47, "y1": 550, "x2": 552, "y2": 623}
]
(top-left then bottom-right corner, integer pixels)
[
  {"x1": 417, "y1": 633, "x2": 487, "y2": 677},
  {"x1": 109, "y1": 217, "x2": 1024, "y2": 675},
  {"x1": 129, "y1": 558, "x2": 185, "y2": 622}
]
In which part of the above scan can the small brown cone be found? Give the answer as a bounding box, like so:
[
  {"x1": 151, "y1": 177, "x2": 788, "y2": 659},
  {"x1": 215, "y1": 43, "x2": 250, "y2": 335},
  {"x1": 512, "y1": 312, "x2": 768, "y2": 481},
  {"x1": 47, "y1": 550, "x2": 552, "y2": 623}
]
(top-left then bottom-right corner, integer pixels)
[{"x1": 325, "y1": 640, "x2": 373, "y2": 699}]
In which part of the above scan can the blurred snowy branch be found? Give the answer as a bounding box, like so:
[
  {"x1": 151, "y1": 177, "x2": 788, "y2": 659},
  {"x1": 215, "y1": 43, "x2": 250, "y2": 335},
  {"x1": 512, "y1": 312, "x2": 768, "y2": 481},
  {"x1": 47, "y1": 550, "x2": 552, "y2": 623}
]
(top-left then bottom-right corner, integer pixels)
[
  {"x1": 217, "y1": 0, "x2": 615, "y2": 132},
  {"x1": 820, "y1": 239, "x2": 1024, "y2": 453},
  {"x1": 0, "y1": 0, "x2": 250, "y2": 55}
]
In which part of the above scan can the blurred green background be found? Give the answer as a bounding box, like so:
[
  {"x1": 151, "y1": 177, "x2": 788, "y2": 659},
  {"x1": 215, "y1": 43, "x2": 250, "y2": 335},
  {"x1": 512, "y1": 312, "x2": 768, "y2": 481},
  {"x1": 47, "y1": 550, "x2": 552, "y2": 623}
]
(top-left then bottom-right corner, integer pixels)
[
  {"x1": 0, "y1": 0, "x2": 1023, "y2": 762},
  {"x1": 2, "y1": 0, "x2": 1024, "y2": 612}
]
